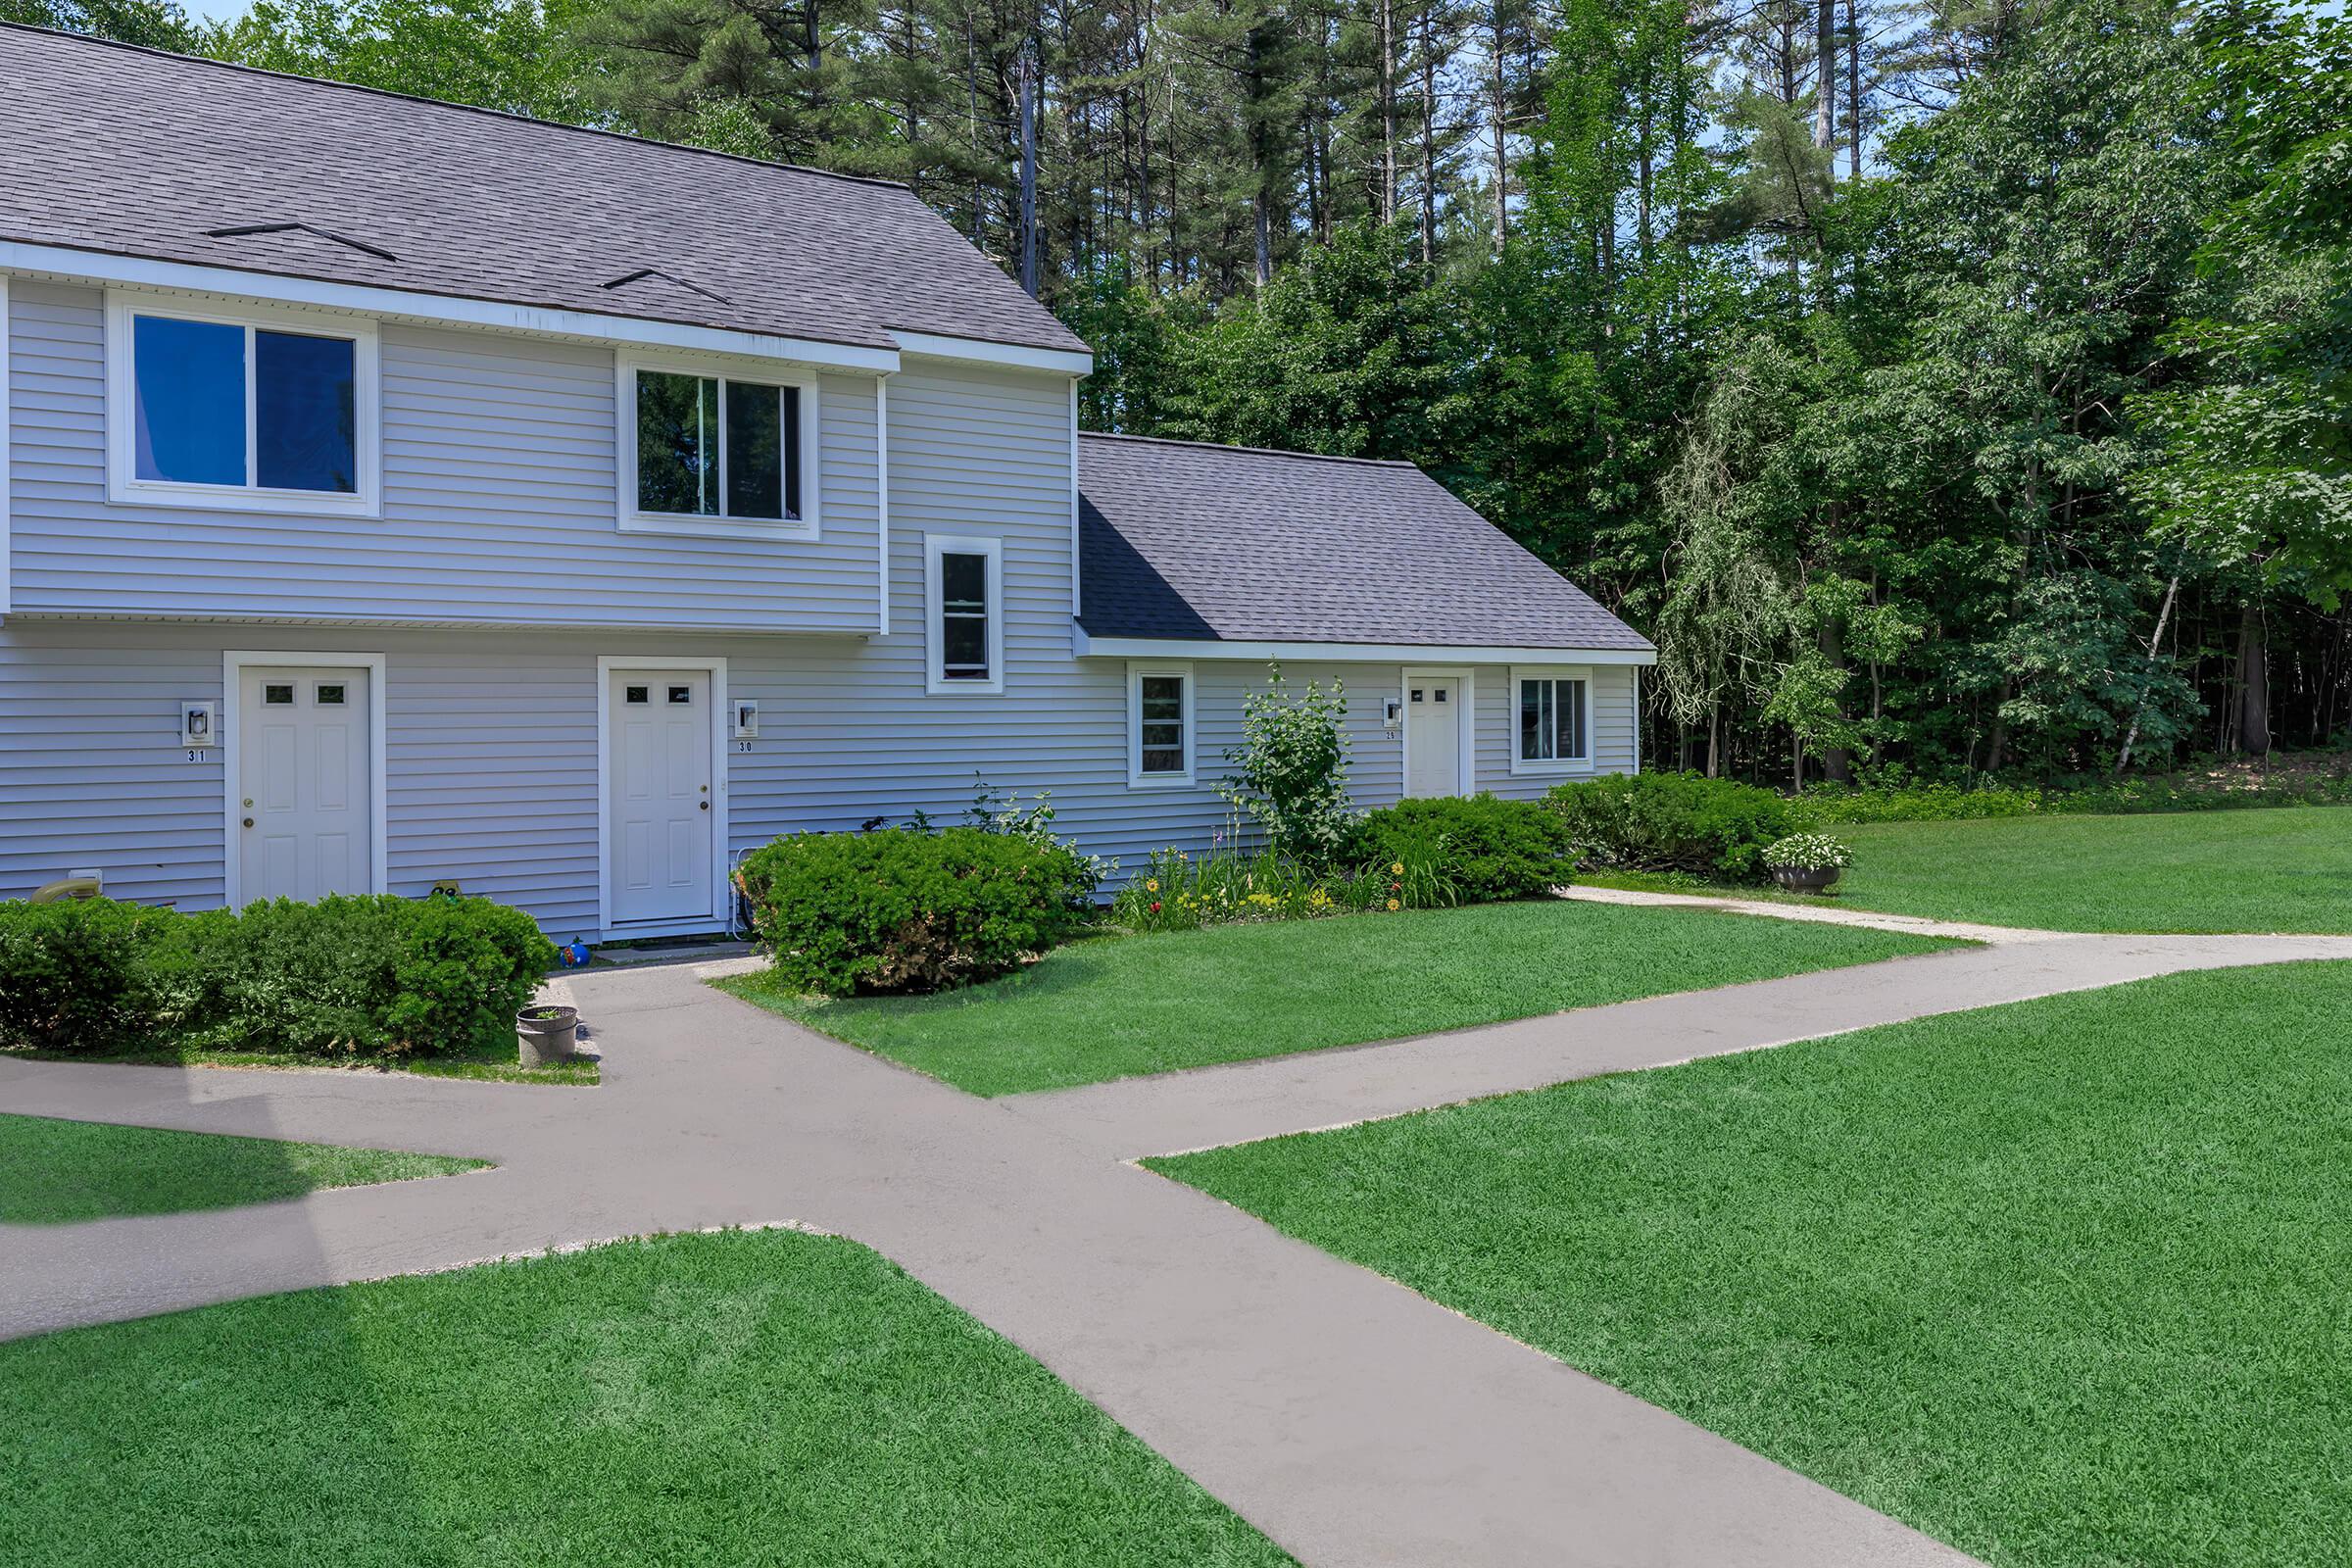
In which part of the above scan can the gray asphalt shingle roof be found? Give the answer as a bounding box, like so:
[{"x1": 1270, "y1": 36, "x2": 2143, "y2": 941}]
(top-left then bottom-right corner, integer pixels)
[
  {"x1": 1077, "y1": 434, "x2": 1653, "y2": 653},
  {"x1": 0, "y1": 24, "x2": 1086, "y2": 356}
]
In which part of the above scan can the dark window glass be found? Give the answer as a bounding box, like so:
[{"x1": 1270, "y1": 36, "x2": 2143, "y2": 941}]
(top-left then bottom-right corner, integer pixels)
[
  {"x1": 1435, "y1": 687, "x2": 1447, "y2": 703},
  {"x1": 1521, "y1": 679, "x2": 1587, "y2": 761},
  {"x1": 316, "y1": 683, "x2": 346, "y2": 706},
  {"x1": 133, "y1": 316, "x2": 245, "y2": 485},
  {"x1": 637, "y1": 370, "x2": 719, "y2": 514},
  {"x1": 625, "y1": 685, "x2": 649, "y2": 704},
  {"x1": 1140, "y1": 674, "x2": 1186, "y2": 772},
  {"x1": 255, "y1": 330, "x2": 357, "y2": 492},
  {"x1": 668, "y1": 686, "x2": 692, "y2": 705},
  {"x1": 939, "y1": 552, "x2": 990, "y2": 679},
  {"x1": 263, "y1": 682, "x2": 294, "y2": 706},
  {"x1": 1520, "y1": 680, "x2": 1545, "y2": 760},
  {"x1": 725, "y1": 380, "x2": 784, "y2": 519},
  {"x1": 1556, "y1": 679, "x2": 1587, "y2": 760}
]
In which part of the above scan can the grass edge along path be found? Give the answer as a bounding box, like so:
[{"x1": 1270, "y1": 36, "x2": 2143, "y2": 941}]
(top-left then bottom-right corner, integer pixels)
[
  {"x1": 1152, "y1": 962, "x2": 2352, "y2": 1568},
  {"x1": 0, "y1": 1228, "x2": 1296, "y2": 1568},
  {"x1": 0, "y1": 1111, "x2": 488, "y2": 1224},
  {"x1": 718, "y1": 898, "x2": 1956, "y2": 1096}
]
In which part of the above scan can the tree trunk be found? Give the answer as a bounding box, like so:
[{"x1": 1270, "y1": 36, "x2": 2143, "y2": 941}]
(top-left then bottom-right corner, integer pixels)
[
  {"x1": 1017, "y1": 47, "x2": 1039, "y2": 297},
  {"x1": 1419, "y1": 9, "x2": 1437, "y2": 267},
  {"x1": 2115, "y1": 571, "x2": 2180, "y2": 774},
  {"x1": 1845, "y1": 0, "x2": 1862, "y2": 179},
  {"x1": 1814, "y1": 0, "x2": 1835, "y2": 155},
  {"x1": 2237, "y1": 599, "x2": 2272, "y2": 757},
  {"x1": 1380, "y1": 0, "x2": 1398, "y2": 224},
  {"x1": 1489, "y1": 13, "x2": 1508, "y2": 250}
]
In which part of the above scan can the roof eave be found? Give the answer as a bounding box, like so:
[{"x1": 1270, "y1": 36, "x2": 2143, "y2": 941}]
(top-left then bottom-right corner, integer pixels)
[{"x1": 1072, "y1": 628, "x2": 1658, "y2": 665}]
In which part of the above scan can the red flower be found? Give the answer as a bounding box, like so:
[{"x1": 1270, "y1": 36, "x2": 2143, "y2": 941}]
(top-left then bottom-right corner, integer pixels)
[{"x1": 1150, "y1": 901, "x2": 1162, "y2": 913}]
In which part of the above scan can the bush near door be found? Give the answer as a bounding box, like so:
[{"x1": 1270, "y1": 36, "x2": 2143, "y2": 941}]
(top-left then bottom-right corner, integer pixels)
[
  {"x1": 1352, "y1": 796, "x2": 1579, "y2": 902},
  {"x1": 735, "y1": 827, "x2": 1100, "y2": 997},
  {"x1": 1546, "y1": 772, "x2": 1796, "y2": 883},
  {"x1": 0, "y1": 895, "x2": 555, "y2": 1059}
]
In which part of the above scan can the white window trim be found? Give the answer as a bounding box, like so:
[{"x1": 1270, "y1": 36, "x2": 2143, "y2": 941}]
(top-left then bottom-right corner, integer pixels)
[
  {"x1": 1127, "y1": 661, "x2": 1196, "y2": 788},
  {"x1": 107, "y1": 290, "x2": 381, "y2": 517},
  {"x1": 924, "y1": 532, "x2": 1005, "y2": 695},
  {"x1": 594, "y1": 654, "x2": 732, "y2": 937},
  {"x1": 220, "y1": 649, "x2": 390, "y2": 908},
  {"x1": 615, "y1": 352, "x2": 820, "y2": 542},
  {"x1": 1399, "y1": 665, "x2": 1476, "y2": 798},
  {"x1": 1509, "y1": 664, "x2": 1597, "y2": 776}
]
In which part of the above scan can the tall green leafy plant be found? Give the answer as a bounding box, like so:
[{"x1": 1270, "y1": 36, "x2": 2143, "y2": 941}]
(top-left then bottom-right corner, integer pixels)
[{"x1": 1219, "y1": 664, "x2": 1354, "y2": 866}]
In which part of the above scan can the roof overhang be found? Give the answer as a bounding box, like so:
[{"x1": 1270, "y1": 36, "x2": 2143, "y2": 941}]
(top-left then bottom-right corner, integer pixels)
[
  {"x1": 892, "y1": 329, "x2": 1092, "y2": 377},
  {"x1": 1073, "y1": 628, "x2": 1657, "y2": 665},
  {"x1": 1, "y1": 239, "x2": 905, "y2": 373}
]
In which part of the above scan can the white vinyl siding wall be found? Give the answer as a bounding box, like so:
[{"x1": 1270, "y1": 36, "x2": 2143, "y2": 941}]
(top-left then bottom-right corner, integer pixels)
[{"x1": 2, "y1": 298, "x2": 1642, "y2": 929}]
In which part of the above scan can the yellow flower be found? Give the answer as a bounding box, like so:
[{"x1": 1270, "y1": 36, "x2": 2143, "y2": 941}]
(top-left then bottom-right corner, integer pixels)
[
  {"x1": 1386, "y1": 898, "x2": 1401, "y2": 911},
  {"x1": 1390, "y1": 861, "x2": 1404, "y2": 875},
  {"x1": 1145, "y1": 878, "x2": 1159, "y2": 893}
]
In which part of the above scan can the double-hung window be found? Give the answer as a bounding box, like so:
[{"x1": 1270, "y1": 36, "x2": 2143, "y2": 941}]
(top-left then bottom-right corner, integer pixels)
[
  {"x1": 1128, "y1": 663, "x2": 1194, "y2": 786},
  {"x1": 620, "y1": 360, "x2": 817, "y2": 539},
  {"x1": 1512, "y1": 667, "x2": 1592, "y2": 772},
  {"x1": 925, "y1": 534, "x2": 1004, "y2": 694},
  {"x1": 106, "y1": 295, "x2": 378, "y2": 514}
]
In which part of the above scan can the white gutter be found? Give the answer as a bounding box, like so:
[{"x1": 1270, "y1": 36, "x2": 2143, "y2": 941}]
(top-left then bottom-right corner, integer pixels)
[{"x1": 1072, "y1": 629, "x2": 1657, "y2": 665}]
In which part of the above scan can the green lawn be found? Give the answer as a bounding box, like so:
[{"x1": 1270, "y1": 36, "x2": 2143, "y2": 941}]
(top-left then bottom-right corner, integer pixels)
[
  {"x1": 0, "y1": 1113, "x2": 487, "y2": 1224},
  {"x1": 718, "y1": 900, "x2": 1953, "y2": 1096},
  {"x1": 1154, "y1": 962, "x2": 2352, "y2": 1568},
  {"x1": 0, "y1": 1229, "x2": 1292, "y2": 1568}
]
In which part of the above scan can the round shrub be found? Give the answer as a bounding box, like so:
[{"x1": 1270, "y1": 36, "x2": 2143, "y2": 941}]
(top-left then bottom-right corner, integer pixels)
[
  {"x1": 1544, "y1": 771, "x2": 1796, "y2": 883},
  {"x1": 0, "y1": 898, "x2": 194, "y2": 1053},
  {"x1": 1760, "y1": 832, "x2": 1854, "y2": 871},
  {"x1": 1352, "y1": 795, "x2": 1577, "y2": 903},
  {"x1": 736, "y1": 827, "x2": 1097, "y2": 997}
]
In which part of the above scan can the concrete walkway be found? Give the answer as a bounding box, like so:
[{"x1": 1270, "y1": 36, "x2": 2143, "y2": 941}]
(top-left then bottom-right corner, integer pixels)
[{"x1": 8, "y1": 909, "x2": 2349, "y2": 1567}]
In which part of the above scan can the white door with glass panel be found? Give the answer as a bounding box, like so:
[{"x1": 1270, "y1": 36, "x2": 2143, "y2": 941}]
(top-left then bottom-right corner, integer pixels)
[
  {"x1": 1405, "y1": 678, "x2": 1464, "y2": 797},
  {"x1": 609, "y1": 670, "x2": 713, "y2": 923},
  {"x1": 238, "y1": 667, "x2": 372, "y2": 905}
]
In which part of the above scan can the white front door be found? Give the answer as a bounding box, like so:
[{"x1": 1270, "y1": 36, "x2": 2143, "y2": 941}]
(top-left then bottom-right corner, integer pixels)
[
  {"x1": 609, "y1": 668, "x2": 713, "y2": 924},
  {"x1": 238, "y1": 665, "x2": 372, "y2": 905},
  {"x1": 1405, "y1": 677, "x2": 1463, "y2": 798}
]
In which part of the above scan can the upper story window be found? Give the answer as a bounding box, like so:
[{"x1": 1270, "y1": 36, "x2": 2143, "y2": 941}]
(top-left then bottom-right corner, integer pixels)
[
  {"x1": 619, "y1": 358, "x2": 818, "y2": 541},
  {"x1": 105, "y1": 294, "x2": 379, "y2": 515},
  {"x1": 924, "y1": 533, "x2": 1004, "y2": 695},
  {"x1": 1512, "y1": 667, "x2": 1592, "y2": 773},
  {"x1": 1128, "y1": 662, "x2": 1195, "y2": 787}
]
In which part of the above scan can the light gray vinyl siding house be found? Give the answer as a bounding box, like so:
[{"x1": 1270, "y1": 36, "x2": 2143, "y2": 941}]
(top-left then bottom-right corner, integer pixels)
[{"x1": 0, "y1": 24, "x2": 1654, "y2": 939}]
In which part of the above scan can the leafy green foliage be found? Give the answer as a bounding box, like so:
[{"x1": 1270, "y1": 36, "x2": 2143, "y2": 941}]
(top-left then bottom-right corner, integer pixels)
[
  {"x1": 0, "y1": 898, "x2": 192, "y2": 1053},
  {"x1": 0, "y1": 895, "x2": 553, "y2": 1059},
  {"x1": 1351, "y1": 794, "x2": 1578, "y2": 903},
  {"x1": 735, "y1": 827, "x2": 1097, "y2": 997},
  {"x1": 1758, "y1": 832, "x2": 1850, "y2": 871},
  {"x1": 1106, "y1": 837, "x2": 1455, "y2": 934},
  {"x1": 1545, "y1": 771, "x2": 1795, "y2": 881},
  {"x1": 1218, "y1": 664, "x2": 1355, "y2": 866}
]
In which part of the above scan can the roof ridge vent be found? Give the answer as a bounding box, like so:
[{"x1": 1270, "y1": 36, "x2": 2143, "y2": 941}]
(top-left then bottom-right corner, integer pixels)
[
  {"x1": 602, "y1": 268, "x2": 732, "y2": 305},
  {"x1": 205, "y1": 220, "x2": 399, "y2": 263}
]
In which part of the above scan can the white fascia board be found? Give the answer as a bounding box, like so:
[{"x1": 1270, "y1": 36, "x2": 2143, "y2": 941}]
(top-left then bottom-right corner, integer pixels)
[
  {"x1": 1073, "y1": 629, "x2": 1658, "y2": 666},
  {"x1": 0, "y1": 241, "x2": 902, "y2": 374},
  {"x1": 891, "y1": 328, "x2": 1093, "y2": 377}
]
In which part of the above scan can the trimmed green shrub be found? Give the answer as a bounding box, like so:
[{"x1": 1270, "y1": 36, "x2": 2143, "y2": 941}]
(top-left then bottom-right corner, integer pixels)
[
  {"x1": 1546, "y1": 771, "x2": 1796, "y2": 882},
  {"x1": 0, "y1": 898, "x2": 193, "y2": 1053},
  {"x1": 0, "y1": 894, "x2": 553, "y2": 1059},
  {"x1": 1353, "y1": 795, "x2": 1578, "y2": 903},
  {"x1": 736, "y1": 827, "x2": 1097, "y2": 997}
]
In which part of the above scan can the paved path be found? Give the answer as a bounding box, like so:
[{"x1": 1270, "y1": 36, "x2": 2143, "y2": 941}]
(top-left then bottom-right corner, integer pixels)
[{"x1": 8, "y1": 906, "x2": 2349, "y2": 1567}]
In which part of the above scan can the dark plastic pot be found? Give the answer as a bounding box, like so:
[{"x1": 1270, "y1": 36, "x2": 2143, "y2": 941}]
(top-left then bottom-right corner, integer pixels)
[
  {"x1": 1771, "y1": 864, "x2": 1839, "y2": 894},
  {"x1": 515, "y1": 1004, "x2": 579, "y2": 1066}
]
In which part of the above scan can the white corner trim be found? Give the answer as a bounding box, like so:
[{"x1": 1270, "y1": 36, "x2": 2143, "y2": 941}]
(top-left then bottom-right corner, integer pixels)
[
  {"x1": 594, "y1": 655, "x2": 732, "y2": 938},
  {"x1": 876, "y1": 373, "x2": 892, "y2": 637},
  {"x1": 106, "y1": 290, "x2": 383, "y2": 518},
  {"x1": 4, "y1": 242, "x2": 900, "y2": 373},
  {"x1": 1126, "y1": 661, "x2": 1197, "y2": 788},
  {"x1": 220, "y1": 649, "x2": 391, "y2": 908},
  {"x1": 1072, "y1": 630, "x2": 1658, "y2": 666},
  {"x1": 0, "y1": 272, "x2": 11, "y2": 617},
  {"x1": 923, "y1": 533, "x2": 1006, "y2": 695},
  {"x1": 1507, "y1": 663, "x2": 1598, "y2": 777},
  {"x1": 1068, "y1": 378, "x2": 1081, "y2": 621},
  {"x1": 891, "y1": 329, "x2": 1093, "y2": 377},
  {"x1": 613, "y1": 353, "x2": 821, "y2": 541},
  {"x1": 1400, "y1": 665, "x2": 1477, "y2": 797},
  {"x1": 1633, "y1": 665, "x2": 1643, "y2": 775}
]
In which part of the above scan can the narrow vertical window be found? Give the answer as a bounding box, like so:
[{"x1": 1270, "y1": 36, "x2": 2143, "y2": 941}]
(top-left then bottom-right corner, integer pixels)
[
  {"x1": 1131, "y1": 665, "x2": 1193, "y2": 783},
  {"x1": 939, "y1": 553, "x2": 991, "y2": 681},
  {"x1": 254, "y1": 329, "x2": 357, "y2": 492}
]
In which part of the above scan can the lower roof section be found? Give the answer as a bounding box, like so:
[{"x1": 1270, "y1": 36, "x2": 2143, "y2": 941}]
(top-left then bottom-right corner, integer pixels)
[{"x1": 1073, "y1": 627, "x2": 1656, "y2": 665}]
